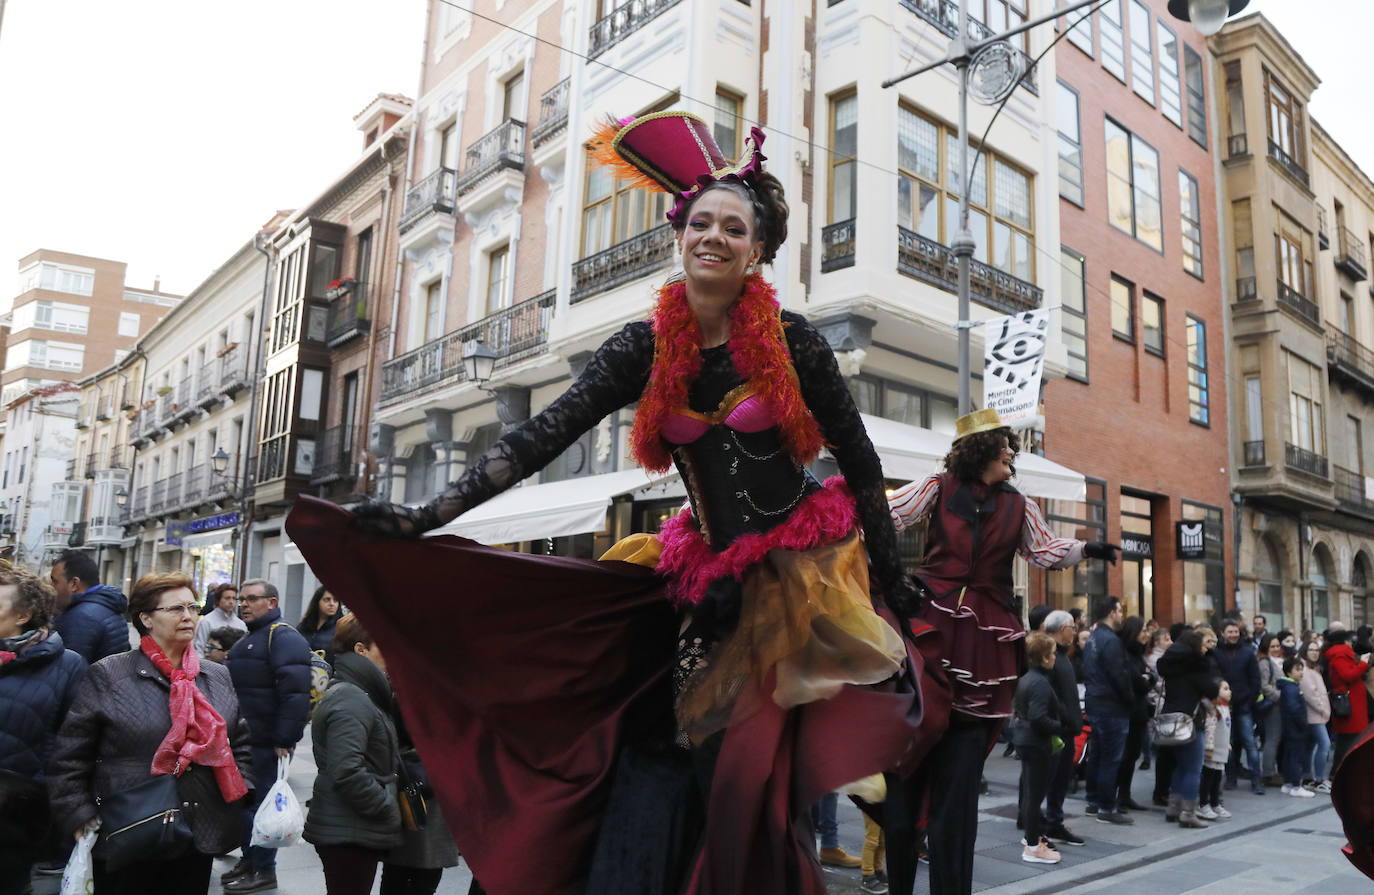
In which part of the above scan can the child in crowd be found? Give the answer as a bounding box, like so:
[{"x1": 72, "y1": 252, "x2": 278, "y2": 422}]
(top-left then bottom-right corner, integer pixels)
[
  {"x1": 1199, "y1": 680, "x2": 1233, "y2": 820},
  {"x1": 1014, "y1": 632, "x2": 1069, "y2": 865},
  {"x1": 1277, "y1": 657, "x2": 1315, "y2": 798}
]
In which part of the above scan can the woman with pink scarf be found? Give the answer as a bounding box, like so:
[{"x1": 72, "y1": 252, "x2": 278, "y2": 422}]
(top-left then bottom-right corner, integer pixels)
[{"x1": 48, "y1": 572, "x2": 253, "y2": 894}]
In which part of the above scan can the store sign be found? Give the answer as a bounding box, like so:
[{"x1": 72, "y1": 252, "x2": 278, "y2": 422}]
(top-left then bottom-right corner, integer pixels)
[
  {"x1": 1121, "y1": 534, "x2": 1153, "y2": 558},
  {"x1": 165, "y1": 520, "x2": 186, "y2": 548},
  {"x1": 189, "y1": 512, "x2": 239, "y2": 533},
  {"x1": 1176, "y1": 521, "x2": 1206, "y2": 559}
]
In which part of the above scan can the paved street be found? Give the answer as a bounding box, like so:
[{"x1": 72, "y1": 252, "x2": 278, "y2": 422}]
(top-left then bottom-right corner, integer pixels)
[{"x1": 32, "y1": 748, "x2": 1361, "y2": 894}]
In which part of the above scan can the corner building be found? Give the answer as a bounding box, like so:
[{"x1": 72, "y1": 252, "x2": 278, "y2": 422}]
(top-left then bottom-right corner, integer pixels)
[{"x1": 1043, "y1": 0, "x2": 1232, "y2": 624}]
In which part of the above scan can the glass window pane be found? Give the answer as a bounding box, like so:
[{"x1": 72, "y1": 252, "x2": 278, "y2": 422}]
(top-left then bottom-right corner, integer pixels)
[
  {"x1": 898, "y1": 108, "x2": 940, "y2": 183},
  {"x1": 1105, "y1": 120, "x2": 1134, "y2": 236},
  {"x1": 1132, "y1": 136, "x2": 1163, "y2": 251},
  {"x1": 1129, "y1": 0, "x2": 1155, "y2": 105},
  {"x1": 994, "y1": 160, "x2": 1031, "y2": 228}
]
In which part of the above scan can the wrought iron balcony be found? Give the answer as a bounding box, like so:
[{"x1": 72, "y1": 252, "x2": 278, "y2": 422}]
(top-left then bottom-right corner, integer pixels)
[
  {"x1": 182, "y1": 464, "x2": 206, "y2": 506},
  {"x1": 108, "y1": 444, "x2": 128, "y2": 469},
  {"x1": 1267, "y1": 139, "x2": 1309, "y2": 189},
  {"x1": 381, "y1": 290, "x2": 557, "y2": 402},
  {"x1": 1336, "y1": 226, "x2": 1368, "y2": 281},
  {"x1": 95, "y1": 394, "x2": 112, "y2": 420},
  {"x1": 326, "y1": 281, "x2": 371, "y2": 348},
  {"x1": 218, "y1": 345, "x2": 251, "y2": 395},
  {"x1": 75, "y1": 400, "x2": 91, "y2": 429},
  {"x1": 821, "y1": 219, "x2": 856, "y2": 272},
  {"x1": 530, "y1": 78, "x2": 570, "y2": 147},
  {"x1": 1276, "y1": 280, "x2": 1319, "y2": 327},
  {"x1": 165, "y1": 472, "x2": 183, "y2": 510},
  {"x1": 1235, "y1": 276, "x2": 1258, "y2": 302},
  {"x1": 65, "y1": 457, "x2": 80, "y2": 480},
  {"x1": 1284, "y1": 442, "x2": 1328, "y2": 479},
  {"x1": 572, "y1": 224, "x2": 675, "y2": 304},
  {"x1": 1226, "y1": 133, "x2": 1249, "y2": 159},
  {"x1": 310, "y1": 425, "x2": 362, "y2": 485},
  {"x1": 588, "y1": 0, "x2": 683, "y2": 59},
  {"x1": 257, "y1": 435, "x2": 289, "y2": 484},
  {"x1": 1335, "y1": 465, "x2": 1373, "y2": 518},
  {"x1": 130, "y1": 484, "x2": 148, "y2": 520},
  {"x1": 173, "y1": 379, "x2": 195, "y2": 422},
  {"x1": 119, "y1": 381, "x2": 135, "y2": 410},
  {"x1": 898, "y1": 0, "x2": 1038, "y2": 94},
  {"x1": 1317, "y1": 205, "x2": 1330, "y2": 250},
  {"x1": 149, "y1": 478, "x2": 168, "y2": 514},
  {"x1": 897, "y1": 226, "x2": 1043, "y2": 315},
  {"x1": 158, "y1": 390, "x2": 176, "y2": 423},
  {"x1": 84, "y1": 452, "x2": 97, "y2": 479},
  {"x1": 1242, "y1": 440, "x2": 1266, "y2": 466},
  {"x1": 1327, "y1": 331, "x2": 1374, "y2": 395},
  {"x1": 400, "y1": 167, "x2": 457, "y2": 233},
  {"x1": 457, "y1": 119, "x2": 525, "y2": 196},
  {"x1": 197, "y1": 362, "x2": 218, "y2": 406}
]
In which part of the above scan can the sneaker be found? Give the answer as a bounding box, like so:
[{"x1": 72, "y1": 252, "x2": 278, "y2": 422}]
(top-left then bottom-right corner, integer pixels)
[
  {"x1": 1195, "y1": 804, "x2": 1218, "y2": 820},
  {"x1": 1287, "y1": 785, "x2": 1315, "y2": 798},
  {"x1": 222, "y1": 871, "x2": 278, "y2": 894},
  {"x1": 1095, "y1": 811, "x2": 1134, "y2": 825},
  {"x1": 1214, "y1": 805, "x2": 1233, "y2": 818},
  {"x1": 1046, "y1": 824, "x2": 1085, "y2": 846},
  {"x1": 819, "y1": 847, "x2": 863, "y2": 869},
  {"x1": 1084, "y1": 804, "x2": 1099, "y2": 815},
  {"x1": 1251, "y1": 781, "x2": 1266, "y2": 795},
  {"x1": 1139, "y1": 758, "x2": 1151, "y2": 770},
  {"x1": 861, "y1": 875, "x2": 890, "y2": 894},
  {"x1": 1022, "y1": 840, "x2": 1062, "y2": 864},
  {"x1": 1315, "y1": 780, "x2": 1332, "y2": 794},
  {"x1": 220, "y1": 858, "x2": 252, "y2": 884}
]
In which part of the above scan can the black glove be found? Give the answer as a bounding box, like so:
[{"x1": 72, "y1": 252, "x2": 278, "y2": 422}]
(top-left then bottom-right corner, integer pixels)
[
  {"x1": 1084, "y1": 541, "x2": 1120, "y2": 565},
  {"x1": 882, "y1": 574, "x2": 929, "y2": 623},
  {"x1": 348, "y1": 499, "x2": 442, "y2": 539}
]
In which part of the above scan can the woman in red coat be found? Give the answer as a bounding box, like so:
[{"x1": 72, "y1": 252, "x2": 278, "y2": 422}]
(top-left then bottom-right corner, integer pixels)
[{"x1": 1326, "y1": 629, "x2": 1371, "y2": 771}]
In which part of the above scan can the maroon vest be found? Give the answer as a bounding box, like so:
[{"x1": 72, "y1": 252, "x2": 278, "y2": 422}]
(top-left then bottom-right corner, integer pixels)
[{"x1": 918, "y1": 472, "x2": 1026, "y2": 606}]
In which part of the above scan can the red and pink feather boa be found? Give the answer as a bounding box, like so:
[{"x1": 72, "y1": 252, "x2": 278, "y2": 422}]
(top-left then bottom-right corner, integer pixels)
[{"x1": 657, "y1": 476, "x2": 857, "y2": 607}]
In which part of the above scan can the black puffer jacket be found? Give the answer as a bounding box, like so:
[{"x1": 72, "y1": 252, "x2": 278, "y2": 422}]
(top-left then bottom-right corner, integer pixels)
[
  {"x1": 225, "y1": 608, "x2": 312, "y2": 749},
  {"x1": 304, "y1": 652, "x2": 402, "y2": 851},
  {"x1": 53, "y1": 585, "x2": 130, "y2": 664},
  {"x1": 1156, "y1": 642, "x2": 1221, "y2": 716},
  {"x1": 46, "y1": 649, "x2": 253, "y2": 855},
  {"x1": 0, "y1": 630, "x2": 86, "y2": 780}
]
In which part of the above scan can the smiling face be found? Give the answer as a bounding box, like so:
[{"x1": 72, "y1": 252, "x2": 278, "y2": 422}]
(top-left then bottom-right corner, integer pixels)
[
  {"x1": 1305, "y1": 641, "x2": 1321, "y2": 664},
  {"x1": 677, "y1": 187, "x2": 762, "y2": 294},
  {"x1": 1202, "y1": 632, "x2": 1218, "y2": 651},
  {"x1": 980, "y1": 435, "x2": 1016, "y2": 485},
  {"x1": 1267, "y1": 639, "x2": 1283, "y2": 658}
]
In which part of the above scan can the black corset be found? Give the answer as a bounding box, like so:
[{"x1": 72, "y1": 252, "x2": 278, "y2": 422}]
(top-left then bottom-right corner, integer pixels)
[{"x1": 673, "y1": 426, "x2": 820, "y2": 551}]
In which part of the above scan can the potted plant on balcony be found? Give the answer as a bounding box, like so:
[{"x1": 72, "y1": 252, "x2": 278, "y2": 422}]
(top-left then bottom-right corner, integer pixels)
[
  {"x1": 156, "y1": 385, "x2": 173, "y2": 396},
  {"x1": 324, "y1": 276, "x2": 356, "y2": 300}
]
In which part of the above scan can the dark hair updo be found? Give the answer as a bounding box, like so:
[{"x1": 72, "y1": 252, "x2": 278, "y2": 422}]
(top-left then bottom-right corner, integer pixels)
[{"x1": 677, "y1": 171, "x2": 790, "y2": 265}]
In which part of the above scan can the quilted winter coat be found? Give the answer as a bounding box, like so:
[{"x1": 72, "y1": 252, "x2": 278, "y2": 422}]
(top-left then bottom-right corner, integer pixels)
[
  {"x1": 0, "y1": 630, "x2": 86, "y2": 780},
  {"x1": 52, "y1": 585, "x2": 131, "y2": 664},
  {"x1": 225, "y1": 607, "x2": 313, "y2": 750},
  {"x1": 46, "y1": 649, "x2": 253, "y2": 855}
]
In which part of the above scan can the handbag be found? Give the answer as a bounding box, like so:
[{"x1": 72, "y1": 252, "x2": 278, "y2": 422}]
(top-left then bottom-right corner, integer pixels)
[
  {"x1": 1331, "y1": 689, "x2": 1353, "y2": 719},
  {"x1": 396, "y1": 756, "x2": 428, "y2": 832},
  {"x1": 95, "y1": 774, "x2": 193, "y2": 871},
  {"x1": 1149, "y1": 710, "x2": 1197, "y2": 747}
]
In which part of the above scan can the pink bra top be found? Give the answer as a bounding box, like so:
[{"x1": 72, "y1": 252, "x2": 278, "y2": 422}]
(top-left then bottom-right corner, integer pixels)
[{"x1": 661, "y1": 392, "x2": 777, "y2": 444}]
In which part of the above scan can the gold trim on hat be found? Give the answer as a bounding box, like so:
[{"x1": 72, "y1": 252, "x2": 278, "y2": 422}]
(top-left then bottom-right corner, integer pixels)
[{"x1": 955, "y1": 408, "x2": 1005, "y2": 440}]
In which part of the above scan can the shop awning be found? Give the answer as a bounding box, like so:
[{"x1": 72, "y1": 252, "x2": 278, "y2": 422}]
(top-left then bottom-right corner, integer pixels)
[
  {"x1": 427, "y1": 467, "x2": 680, "y2": 545},
  {"x1": 858, "y1": 413, "x2": 1087, "y2": 502}
]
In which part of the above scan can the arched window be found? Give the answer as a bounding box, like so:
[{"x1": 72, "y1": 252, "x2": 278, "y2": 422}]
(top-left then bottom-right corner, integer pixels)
[{"x1": 1256, "y1": 536, "x2": 1284, "y2": 632}]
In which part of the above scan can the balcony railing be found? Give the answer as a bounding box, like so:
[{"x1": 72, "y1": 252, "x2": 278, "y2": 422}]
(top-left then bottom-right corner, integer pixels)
[
  {"x1": 197, "y1": 361, "x2": 218, "y2": 404},
  {"x1": 119, "y1": 381, "x2": 135, "y2": 410},
  {"x1": 257, "y1": 435, "x2": 290, "y2": 483},
  {"x1": 158, "y1": 390, "x2": 176, "y2": 423},
  {"x1": 1327, "y1": 330, "x2": 1374, "y2": 394},
  {"x1": 65, "y1": 458, "x2": 80, "y2": 480},
  {"x1": 457, "y1": 119, "x2": 525, "y2": 196},
  {"x1": 130, "y1": 485, "x2": 148, "y2": 520},
  {"x1": 310, "y1": 425, "x2": 362, "y2": 485},
  {"x1": 181, "y1": 464, "x2": 205, "y2": 506},
  {"x1": 899, "y1": 0, "x2": 1038, "y2": 94},
  {"x1": 572, "y1": 224, "x2": 675, "y2": 303},
  {"x1": 149, "y1": 478, "x2": 168, "y2": 514},
  {"x1": 897, "y1": 226, "x2": 1043, "y2": 315},
  {"x1": 588, "y1": 0, "x2": 683, "y2": 59},
  {"x1": 1235, "y1": 276, "x2": 1258, "y2": 302},
  {"x1": 95, "y1": 394, "x2": 113, "y2": 420},
  {"x1": 174, "y1": 379, "x2": 194, "y2": 420},
  {"x1": 400, "y1": 167, "x2": 457, "y2": 232},
  {"x1": 1317, "y1": 205, "x2": 1330, "y2": 249},
  {"x1": 75, "y1": 400, "x2": 91, "y2": 429},
  {"x1": 1336, "y1": 225, "x2": 1368, "y2": 281},
  {"x1": 165, "y1": 472, "x2": 183, "y2": 510},
  {"x1": 84, "y1": 452, "x2": 97, "y2": 479},
  {"x1": 108, "y1": 444, "x2": 128, "y2": 469},
  {"x1": 381, "y1": 290, "x2": 557, "y2": 402},
  {"x1": 326, "y1": 281, "x2": 371, "y2": 347},
  {"x1": 1226, "y1": 133, "x2": 1249, "y2": 159},
  {"x1": 218, "y1": 345, "x2": 250, "y2": 394},
  {"x1": 1276, "y1": 280, "x2": 1320, "y2": 327},
  {"x1": 1284, "y1": 442, "x2": 1329, "y2": 478},
  {"x1": 1335, "y1": 465, "x2": 1372, "y2": 516},
  {"x1": 1267, "y1": 139, "x2": 1309, "y2": 189},
  {"x1": 821, "y1": 219, "x2": 856, "y2": 272},
  {"x1": 530, "y1": 78, "x2": 570, "y2": 147},
  {"x1": 1243, "y1": 440, "x2": 1266, "y2": 466}
]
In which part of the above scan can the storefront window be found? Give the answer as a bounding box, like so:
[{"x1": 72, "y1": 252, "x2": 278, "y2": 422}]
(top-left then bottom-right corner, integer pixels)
[
  {"x1": 1181, "y1": 500, "x2": 1223, "y2": 623},
  {"x1": 1120, "y1": 492, "x2": 1154, "y2": 619},
  {"x1": 1042, "y1": 479, "x2": 1107, "y2": 612}
]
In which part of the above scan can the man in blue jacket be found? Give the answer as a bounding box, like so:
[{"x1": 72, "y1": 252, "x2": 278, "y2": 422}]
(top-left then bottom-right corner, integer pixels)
[
  {"x1": 1081, "y1": 595, "x2": 1135, "y2": 825},
  {"x1": 223, "y1": 578, "x2": 312, "y2": 894},
  {"x1": 50, "y1": 549, "x2": 129, "y2": 663},
  {"x1": 1214, "y1": 620, "x2": 1265, "y2": 793}
]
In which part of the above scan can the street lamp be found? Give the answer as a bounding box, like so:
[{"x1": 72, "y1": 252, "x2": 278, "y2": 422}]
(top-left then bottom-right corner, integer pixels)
[
  {"x1": 463, "y1": 340, "x2": 499, "y2": 389},
  {"x1": 211, "y1": 447, "x2": 230, "y2": 476},
  {"x1": 884, "y1": 0, "x2": 1250, "y2": 414},
  {"x1": 114, "y1": 487, "x2": 129, "y2": 509}
]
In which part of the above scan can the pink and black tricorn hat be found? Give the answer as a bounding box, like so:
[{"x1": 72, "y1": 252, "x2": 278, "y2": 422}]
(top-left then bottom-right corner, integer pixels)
[{"x1": 587, "y1": 111, "x2": 767, "y2": 227}]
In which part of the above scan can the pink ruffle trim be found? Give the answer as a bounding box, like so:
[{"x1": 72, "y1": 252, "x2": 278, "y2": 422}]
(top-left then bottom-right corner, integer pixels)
[{"x1": 656, "y1": 476, "x2": 858, "y2": 608}]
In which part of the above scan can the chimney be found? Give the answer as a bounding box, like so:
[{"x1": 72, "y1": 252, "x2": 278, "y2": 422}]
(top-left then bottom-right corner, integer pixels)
[{"x1": 153, "y1": 276, "x2": 161, "y2": 293}]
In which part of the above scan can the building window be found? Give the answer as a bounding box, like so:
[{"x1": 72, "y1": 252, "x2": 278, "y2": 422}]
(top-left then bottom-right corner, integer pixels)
[
  {"x1": 1349, "y1": 414, "x2": 1364, "y2": 474},
  {"x1": 1179, "y1": 169, "x2": 1203, "y2": 279},
  {"x1": 1224, "y1": 62, "x2": 1245, "y2": 146},
  {"x1": 1157, "y1": 22, "x2": 1182, "y2": 128},
  {"x1": 424, "y1": 280, "x2": 443, "y2": 342},
  {"x1": 1244, "y1": 374, "x2": 1263, "y2": 448},
  {"x1": 1060, "y1": 248, "x2": 1088, "y2": 381},
  {"x1": 830, "y1": 92, "x2": 858, "y2": 223},
  {"x1": 581, "y1": 139, "x2": 673, "y2": 257},
  {"x1": 897, "y1": 104, "x2": 1035, "y2": 280},
  {"x1": 485, "y1": 244, "x2": 510, "y2": 314},
  {"x1": 11, "y1": 300, "x2": 89, "y2": 335},
  {"x1": 18, "y1": 261, "x2": 94, "y2": 297},
  {"x1": 439, "y1": 122, "x2": 459, "y2": 170},
  {"x1": 19, "y1": 447, "x2": 27, "y2": 484},
  {"x1": 1286, "y1": 350, "x2": 1323, "y2": 454},
  {"x1": 1183, "y1": 45, "x2": 1207, "y2": 146},
  {"x1": 1181, "y1": 500, "x2": 1224, "y2": 619},
  {"x1": 1120, "y1": 491, "x2": 1155, "y2": 619},
  {"x1": 1042, "y1": 478, "x2": 1108, "y2": 612},
  {"x1": 1142, "y1": 293, "x2": 1164, "y2": 355},
  {"x1": 502, "y1": 70, "x2": 525, "y2": 121},
  {"x1": 1275, "y1": 212, "x2": 1314, "y2": 299},
  {"x1": 1105, "y1": 118, "x2": 1163, "y2": 251},
  {"x1": 1186, "y1": 315, "x2": 1208, "y2": 424},
  {"x1": 1110, "y1": 275, "x2": 1135, "y2": 341},
  {"x1": 118, "y1": 312, "x2": 140, "y2": 337},
  {"x1": 714, "y1": 88, "x2": 743, "y2": 158},
  {"x1": 848, "y1": 375, "x2": 958, "y2": 434},
  {"x1": 1057, "y1": 82, "x2": 1084, "y2": 205},
  {"x1": 1099, "y1": 0, "x2": 1126, "y2": 82},
  {"x1": 1129, "y1": 0, "x2": 1154, "y2": 105},
  {"x1": 1265, "y1": 69, "x2": 1303, "y2": 161},
  {"x1": 1058, "y1": 0, "x2": 1093, "y2": 54}
]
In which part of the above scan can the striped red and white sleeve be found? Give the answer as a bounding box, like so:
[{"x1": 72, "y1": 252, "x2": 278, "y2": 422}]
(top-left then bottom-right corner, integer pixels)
[
  {"x1": 1020, "y1": 498, "x2": 1085, "y2": 569},
  {"x1": 888, "y1": 474, "x2": 940, "y2": 532}
]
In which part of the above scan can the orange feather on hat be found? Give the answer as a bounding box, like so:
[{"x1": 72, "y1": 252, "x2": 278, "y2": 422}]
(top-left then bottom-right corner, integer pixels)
[{"x1": 586, "y1": 116, "x2": 671, "y2": 194}]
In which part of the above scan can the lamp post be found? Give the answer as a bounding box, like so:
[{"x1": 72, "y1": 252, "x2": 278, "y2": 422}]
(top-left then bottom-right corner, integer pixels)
[
  {"x1": 463, "y1": 340, "x2": 500, "y2": 389},
  {"x1": 211, "y1": 447, "x2": 230, "y2": 478},
  {"x1": 882, "y1": 0, "x2": 1249, "y2": 414}
]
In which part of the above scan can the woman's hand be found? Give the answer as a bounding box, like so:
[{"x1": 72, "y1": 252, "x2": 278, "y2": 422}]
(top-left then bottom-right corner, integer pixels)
[{"x1": 349, "y1": 500, "x2": 442, "y2": 538}]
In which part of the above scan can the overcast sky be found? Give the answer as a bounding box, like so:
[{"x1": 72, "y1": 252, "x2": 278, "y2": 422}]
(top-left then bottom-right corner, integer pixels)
[{"x1": 0, "y1": 1, "x2": 1368, "y2": 302}]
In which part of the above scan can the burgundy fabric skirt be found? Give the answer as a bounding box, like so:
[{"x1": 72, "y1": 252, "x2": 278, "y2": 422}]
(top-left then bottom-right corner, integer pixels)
[
  {"x1": 286, "y1": 497, "x2": 942, "y2": 895},
  {"x1": 917, "y1": 583, "x2": 1025, "y2": 719},
  {"x1": 1334, "y1": 724, "x2": 1374, "y2": 880}
]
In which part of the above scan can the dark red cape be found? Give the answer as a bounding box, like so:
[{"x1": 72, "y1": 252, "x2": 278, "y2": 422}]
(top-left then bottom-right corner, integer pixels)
[
  {"x1": 286, "y1": 496, "x2": 946, "y2": 894},
  {"x1": 1333, "y1": 723, "x2": 1374, "y2": 879}
]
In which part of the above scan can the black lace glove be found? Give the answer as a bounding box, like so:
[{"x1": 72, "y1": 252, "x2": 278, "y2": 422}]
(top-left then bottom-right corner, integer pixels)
[
  {"x1": 880, "y1": 573, "x2": 929, "y2": 625},
  {"x1": 1084, "y1": 541, "x2": 1121, "y2": 564},
  {"x1": 349, "y1": 499, "x2": 444, "y2": 539}
]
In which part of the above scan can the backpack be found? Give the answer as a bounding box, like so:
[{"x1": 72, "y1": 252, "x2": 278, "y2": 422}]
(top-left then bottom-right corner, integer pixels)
[{"x1": 269, "y1": 622, "x2": 332, "y2": 720}]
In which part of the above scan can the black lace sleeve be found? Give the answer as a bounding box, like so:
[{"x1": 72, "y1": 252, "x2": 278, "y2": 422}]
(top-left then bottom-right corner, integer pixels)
[
  {"x1": 783, "y1": 312, "x2": 908, "y2": 602},
  {"x1": 353, "y1": 322, "x2": 654, "y2": 536}
]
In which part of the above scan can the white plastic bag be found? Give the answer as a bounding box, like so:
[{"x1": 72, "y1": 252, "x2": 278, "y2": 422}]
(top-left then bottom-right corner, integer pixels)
[
  {"x1": 60, "y1": 829, "x2": 96, "y2": 895},
  {"x1": 251, "y1": 755, "x2": 304, "y2": 848}
]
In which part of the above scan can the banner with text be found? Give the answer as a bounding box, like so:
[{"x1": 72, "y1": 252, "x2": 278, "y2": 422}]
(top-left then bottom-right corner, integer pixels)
[{"x1": 983, "y1": 308, "x2": 1050, "y2": 427}]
